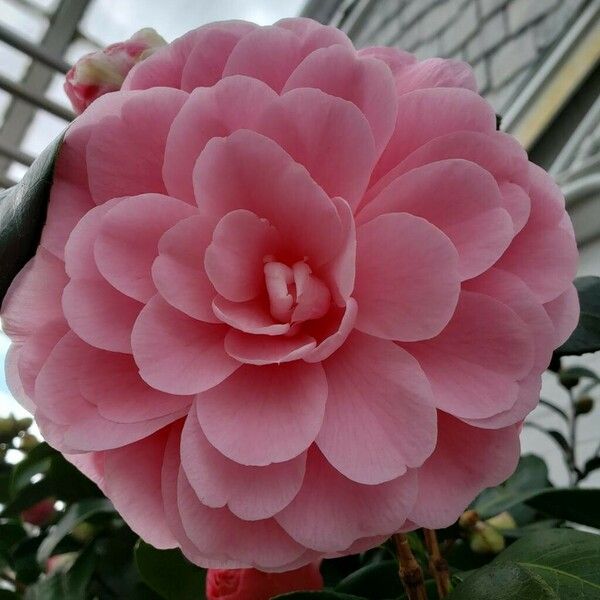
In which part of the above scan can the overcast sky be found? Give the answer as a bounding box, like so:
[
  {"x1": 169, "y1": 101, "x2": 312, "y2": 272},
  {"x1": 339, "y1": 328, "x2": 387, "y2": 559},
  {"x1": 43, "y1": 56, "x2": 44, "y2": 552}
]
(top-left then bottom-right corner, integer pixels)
[{"x1": 0, "y1": 0, "x2": 306, "y2": 420}]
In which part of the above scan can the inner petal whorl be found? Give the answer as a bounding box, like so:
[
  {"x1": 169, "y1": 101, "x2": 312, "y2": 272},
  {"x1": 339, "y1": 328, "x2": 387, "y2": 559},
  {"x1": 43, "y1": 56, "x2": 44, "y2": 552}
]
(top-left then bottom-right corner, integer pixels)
[{"x1": 264, "y1": 260, "x2": 331, "y2": 325}]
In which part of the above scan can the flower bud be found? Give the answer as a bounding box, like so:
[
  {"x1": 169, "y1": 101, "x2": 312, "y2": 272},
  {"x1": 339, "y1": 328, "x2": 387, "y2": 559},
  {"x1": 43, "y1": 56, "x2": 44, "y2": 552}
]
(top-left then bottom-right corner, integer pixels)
[
  {"x1": 21, "y1": 499, "x2": 56, "y2": 527},
  {"x1": 559, "y1": 370, "x2": 579, "y2": 390},
  {"x1": 458, "y1": 509, "x2": 480, "y2": 530},
  {"x1": 486, "y1": 511, "x2": 517, "y2": 531},
  {"x1": 575, "y1": 396, "x2": 594, "y2": 416},
  {"x1": 206, "y1": 564, "x2": 323, "y2": 600},
  {"x1": 469, "y1": 522, "x2": 506, "y2": 554},
  {"x1": 46, "y1": 552, "x2": 77, "y2": 574},
  {"x1": 64, "y1": 28, "x2": 166, "y2": 114}
]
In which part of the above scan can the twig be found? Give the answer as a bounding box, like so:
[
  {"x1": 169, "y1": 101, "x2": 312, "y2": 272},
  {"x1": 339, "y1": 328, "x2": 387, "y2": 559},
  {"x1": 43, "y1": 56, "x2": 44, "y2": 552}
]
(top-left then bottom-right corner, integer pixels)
[
  {"x1": 393, "y1": 533, "x2": 427, "y2": 600},
  {"x1": 423, "y1": 529, "x2": 451, "y2": 598}
]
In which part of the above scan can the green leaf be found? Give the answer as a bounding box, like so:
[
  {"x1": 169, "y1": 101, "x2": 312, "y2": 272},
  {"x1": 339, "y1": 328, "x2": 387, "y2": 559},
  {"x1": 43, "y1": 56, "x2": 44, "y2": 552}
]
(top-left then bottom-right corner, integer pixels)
[
  {"x1": 556, "y1": 277, "x2": 600, "y2": 356},
  {"x1": 449, "y1": 529, "x2": 600, "y2": 599},
  {"x1": 473, "y1": 455, "x2": 550, "y2": 521},
  {"x1": 335, "y1": 560, "x2": 403, "y2": 598},
  {"x1": 0, "y1": 133, "x2": 63, "y2": 302},
  {"x1": 134, "y1": 539, "x2": 206, "y2": 600},
  {"x1": 36, "y1": 498, "x2": 114, "y2": 563},
  {"x1": 1, "y1": 476, "x2": 55, "y2": 517},
  {"x1": 525, "y1": 488, "x2": 600, "y2": 529},
  {"x1": 274, "y1": 593, "x2": 368, "y2": 600},
  {"x1": 9, "y1": 442, "x2": 55, "y2": 496}
]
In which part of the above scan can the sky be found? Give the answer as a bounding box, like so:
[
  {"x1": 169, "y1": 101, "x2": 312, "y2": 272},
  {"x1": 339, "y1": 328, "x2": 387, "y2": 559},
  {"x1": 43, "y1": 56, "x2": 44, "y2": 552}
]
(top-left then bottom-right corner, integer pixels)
[{"x1": 0, "y1": 0, "x2": 306, "y2": 421}]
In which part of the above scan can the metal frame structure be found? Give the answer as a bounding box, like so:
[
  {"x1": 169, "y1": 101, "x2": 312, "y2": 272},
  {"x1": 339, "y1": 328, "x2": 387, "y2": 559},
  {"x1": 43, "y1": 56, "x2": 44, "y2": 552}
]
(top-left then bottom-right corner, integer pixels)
[{"x1": 0, "y1": 0, "x2": 89, "y2": 188}]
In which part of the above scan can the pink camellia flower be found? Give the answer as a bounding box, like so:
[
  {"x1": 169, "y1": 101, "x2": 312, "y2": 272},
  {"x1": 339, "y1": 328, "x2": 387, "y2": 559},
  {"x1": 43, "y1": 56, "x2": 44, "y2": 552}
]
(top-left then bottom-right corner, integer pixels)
[
  {"x1": 206, "y1": 564, "x2": 323, "y2": 599},
  {"x1": 2, "y1": 18, "x2": 578, "y2": 571},
  {"x1": 64, "y1": 28, "x2": 166, "y2": 114}
]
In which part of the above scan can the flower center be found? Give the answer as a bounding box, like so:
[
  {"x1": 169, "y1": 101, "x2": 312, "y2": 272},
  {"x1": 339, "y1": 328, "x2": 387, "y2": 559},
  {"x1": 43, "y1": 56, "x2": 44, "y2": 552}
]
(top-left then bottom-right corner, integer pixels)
[{"x1": 263, "y1": 258, "x2": 330, "y2": 325}]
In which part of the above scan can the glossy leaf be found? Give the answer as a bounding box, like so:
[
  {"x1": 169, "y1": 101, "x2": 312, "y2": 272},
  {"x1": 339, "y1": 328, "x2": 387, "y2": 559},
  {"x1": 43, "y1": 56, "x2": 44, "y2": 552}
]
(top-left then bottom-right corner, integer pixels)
[
  {"x1": 134, "y1": 540, "x2": 206, "y2": 600},
  {"x1": 9, "y1": 442, "x2": 54, "y2": 496},
  {"x1": 556, "y1": 276, "x2": 600, "y2": 356},
  {"x1": 0, "y1": 133, "x2": 63, "y2": 302},
  {"x1": 449, "y1": 529, "x2": 600, "y2": 599},
  {"x1": 335, "y1": 560, "x2": 403, "y2": 598},
  {"x1": 36, "y1": 498, "x2": 114, "y2": 563},
  {"x1": 525, "y1": 488, "x2": 600, "y2": 529},
  {"x1": 473, "y1": 455, "x2": 550, "y2": 520}
]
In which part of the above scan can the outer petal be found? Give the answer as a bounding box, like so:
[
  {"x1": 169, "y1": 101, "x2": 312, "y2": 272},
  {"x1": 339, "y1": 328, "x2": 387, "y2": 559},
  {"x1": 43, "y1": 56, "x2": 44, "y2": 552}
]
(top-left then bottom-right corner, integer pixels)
[
  {"x1": 62, "y1": 278, "x2": 142, "y2": 354},
  {"x1": 275, "y1": 17, "x2": 353, "y2": 54},
  {"x1": 163, "y1": 75, "x2": 277, "y2": 203},
  {"x1": 317, "y1": 331, "x2": 437, "y2": 485},
  {"x1": 94, "y1": 194, "x2": 196, "y2": 302},
  {"x1": 181, "y1": 410, "x2": 306, "y2": 520},
  {"x1": 404, "y1": 291, "x2": 535, "y2": 420},
  {"x1": 104, "y1": 429, "x2": 176, "y2": 549},
  {"x1": 86, "y1": 88, "x2": 187, "y2": 204},
  {"x1": 496, "y1": 164, "x2": 577, "y2": 303},
  {"x1": 78, "y1": 348, "x2": 191, "y2": 422},
  {"x1": 193, "y1": 130, "x2": 344, "y2": 266},
  {"x1": 1, "y1": 249, "x2": 67, "y2": 341},
  {"x1": 276, "y1": 449, "x2": 418, "y2": 552},
  {"x1": 123, "y1": 21, "x2": 257, "y2": 90},
  {"x1": 177, "y1": 470, "x2": 305, "y2": 569},
  {"x1": 257, "y1": 88, "x2": 377, "y2": 210},
  {"x1": 222, "y1": 26, "x2": 303, "y2": 92},
  {"x1": 362, "y1": 130, "x2": 530, "y2": 235},
  {"x1": 152, "y1": 215, "x2": 219, "y2": 323},
  {"x1": 371, "y1": 87, "x2": 496, "y2": 186},
  {"x1": 408, "y1": 413, "x2": 520, "y2": 529},
  {"x1": 195, "y1": 362, "x2": 327, "y2": 466},
  {"x1": 544, "y1": 284, "x2": 579, "y2": 347},
  {"x1": 131, "y1": 295, "x2": 239, "y2": 395},
  {"x1": 393, "y1": 58, "x2": 477, "y2": 95},
  {"x1": 464, "y1": 268, "x2": 555, "y2": 371},
  {"x1": 283, "y1": 44, "x2": 397, "y2": 155},
  {"x1": 358, "y1": 159, "x2": 513, "y2": 280},
  {"x1": 354, "y1": 213, "x2": 460, "y2": 341}
]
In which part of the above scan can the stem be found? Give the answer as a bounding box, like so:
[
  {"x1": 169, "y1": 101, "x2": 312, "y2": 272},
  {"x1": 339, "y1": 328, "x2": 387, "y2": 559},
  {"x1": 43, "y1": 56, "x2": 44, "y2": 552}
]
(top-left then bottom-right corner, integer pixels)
[
  {"x1": 393, "y1": 533, "x2": 427, "y2": 600},
  {"x1": 423, "y1": 529, "x2": 450, "y2": 598},
  {"x1": 567, "y1": 388, "x2": 578, "y2": 486}
]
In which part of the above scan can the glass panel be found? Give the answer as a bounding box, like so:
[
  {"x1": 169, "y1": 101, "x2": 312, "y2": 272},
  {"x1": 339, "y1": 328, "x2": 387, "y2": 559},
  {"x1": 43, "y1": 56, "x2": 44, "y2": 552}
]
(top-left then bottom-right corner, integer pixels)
[
  {"x1": 0, "y1": 40, "x2": 32, "y2": 80},
  {"x1": 80, "y1": 0, "x2": 307, "y2": 44},
  {"x1": 0, "y1": 0, "x2": 49, "y2": 42}
]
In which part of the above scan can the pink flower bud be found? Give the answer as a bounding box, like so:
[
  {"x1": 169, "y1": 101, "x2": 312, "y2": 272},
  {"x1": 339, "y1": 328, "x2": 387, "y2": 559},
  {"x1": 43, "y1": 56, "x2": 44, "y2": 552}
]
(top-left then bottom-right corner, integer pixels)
[
  {"x1": 20, "y1": 498, "x2": 56, "y2": 527},
  {"x1": 64, "y1": 28, "x2": 166, "y2": 114},
  {"x1": 206, "y1": 564, "x2": 323, "y2": 599}
]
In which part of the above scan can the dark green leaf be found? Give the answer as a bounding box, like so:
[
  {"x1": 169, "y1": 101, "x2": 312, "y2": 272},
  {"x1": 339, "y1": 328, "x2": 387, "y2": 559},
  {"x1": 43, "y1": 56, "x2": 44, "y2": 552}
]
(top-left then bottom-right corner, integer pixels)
[
  {"x1": 559, "y1": 366, "x2": 600, "y2": 382},
  {"x1": 449, "y1": 529, "x2": 600, "y2": 599},
  {"x1": 9, "y1": 442, "x2": 55, "y2": 496},
  {"x1": 556, "y1": 277, "x2": 600, "y2": 356},
  {"x1": 525, "y1": 488, "x2": 600, "y2": 529},
  {"x1": 36, "y1": 498, "x2": 114, "y2": 563},
  {"x1": 473, "y1": 455, "x2": 550, "y2": 520},
  {"x1": 1, "y1": 476, "x2": 55, "y2": 517},
  {"x1": 274, "y1": 593, "x2": 367, "y2": 600},
  {"x1": 0, "y1": 133, "x2": 63, "y2": 302},
  {"x1": 335, "y1": 560, "x2": 403, "y2": 598},
  {"x1": 134, "y1": 539, "x2": 206, "y2": 600},
  {"x1": 0, "y1": 591, "x2": 19, "y2": 599},
  {"x1": 582, "y1": 456, "x2": 600, "y2": 480}
]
